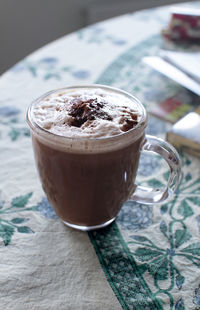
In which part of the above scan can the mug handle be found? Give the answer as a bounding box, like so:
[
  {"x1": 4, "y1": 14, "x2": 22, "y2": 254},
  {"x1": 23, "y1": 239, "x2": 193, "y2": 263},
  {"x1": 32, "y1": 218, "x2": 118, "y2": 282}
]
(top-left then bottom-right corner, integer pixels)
[{"x1": 130, "y1": 135, "x2": 181, "y2": 204}]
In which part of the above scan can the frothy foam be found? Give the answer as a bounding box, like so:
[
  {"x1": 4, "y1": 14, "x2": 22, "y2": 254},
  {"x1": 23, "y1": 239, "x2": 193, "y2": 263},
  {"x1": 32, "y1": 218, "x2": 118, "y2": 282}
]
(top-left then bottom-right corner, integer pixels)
[{"x1": 32, "y1": 88, "x2": 141, "y2": 138}]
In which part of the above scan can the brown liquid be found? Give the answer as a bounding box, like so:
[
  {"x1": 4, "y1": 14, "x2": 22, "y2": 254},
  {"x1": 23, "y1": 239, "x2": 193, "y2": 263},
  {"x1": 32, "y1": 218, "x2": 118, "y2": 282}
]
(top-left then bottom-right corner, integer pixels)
[{"x1": 32, "y1": 134, "x2": 144, "y2": 227}]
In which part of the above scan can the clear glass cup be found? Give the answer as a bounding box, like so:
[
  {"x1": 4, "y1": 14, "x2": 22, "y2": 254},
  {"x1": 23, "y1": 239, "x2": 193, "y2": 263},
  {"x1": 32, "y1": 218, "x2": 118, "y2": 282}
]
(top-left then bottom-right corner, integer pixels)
[{"x1": 27, "y1": 85, "x2": 181, "y2": 231}]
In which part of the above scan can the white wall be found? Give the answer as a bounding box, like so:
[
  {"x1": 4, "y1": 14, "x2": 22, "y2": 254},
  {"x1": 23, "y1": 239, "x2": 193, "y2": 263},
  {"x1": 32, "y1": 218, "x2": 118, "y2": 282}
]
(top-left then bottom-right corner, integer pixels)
[
  {"x1": 0, "y1": 0, "x2": 194, "y2": 74},
  {"x1": 0, "y1": 0, "x2": 90, "y2": 74}
]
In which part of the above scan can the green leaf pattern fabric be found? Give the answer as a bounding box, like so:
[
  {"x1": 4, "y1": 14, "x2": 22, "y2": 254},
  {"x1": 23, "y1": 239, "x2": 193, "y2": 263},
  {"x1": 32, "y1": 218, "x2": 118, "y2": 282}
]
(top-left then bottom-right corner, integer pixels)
[{"x1": 1, "y1": 3, "x2": 200, "y2": 309}]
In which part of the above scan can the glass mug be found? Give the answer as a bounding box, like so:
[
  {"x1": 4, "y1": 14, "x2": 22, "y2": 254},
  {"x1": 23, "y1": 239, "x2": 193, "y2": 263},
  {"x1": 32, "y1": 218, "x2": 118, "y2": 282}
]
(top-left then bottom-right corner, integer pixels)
[{"x1": 27, "y1": 85, "x2": 181, "y2": 231}]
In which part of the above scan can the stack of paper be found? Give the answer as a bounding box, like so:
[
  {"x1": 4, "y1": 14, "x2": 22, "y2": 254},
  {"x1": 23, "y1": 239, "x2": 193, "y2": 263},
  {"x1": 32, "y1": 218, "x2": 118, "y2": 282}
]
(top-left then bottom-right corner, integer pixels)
[
  {"x1": 160, "y1": 50, "x2": 200, "y2": 84},
  {"x1": 167, "y1": 107, "x2": 200, "y2": 157},
  {"x1": 143, "y1": 49, "x2": 200, "y2": 124},
  {"x1": 143, "y1": 51, "x2": 200, "y2": 97}
]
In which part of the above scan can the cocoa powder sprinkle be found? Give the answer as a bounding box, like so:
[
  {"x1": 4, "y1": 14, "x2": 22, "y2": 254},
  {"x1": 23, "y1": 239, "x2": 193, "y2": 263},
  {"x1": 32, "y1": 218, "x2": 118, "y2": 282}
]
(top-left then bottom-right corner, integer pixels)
[{"x1": 69, "y1": 98, "x2": 113, "y2": 128}]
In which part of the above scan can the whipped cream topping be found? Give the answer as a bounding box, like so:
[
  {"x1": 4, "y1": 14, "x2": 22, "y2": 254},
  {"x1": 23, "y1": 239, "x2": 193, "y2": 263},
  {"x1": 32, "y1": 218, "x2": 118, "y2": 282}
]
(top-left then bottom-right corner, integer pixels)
[{"x1": 32, "y1": 88, "x2": 141, "y2": 138}]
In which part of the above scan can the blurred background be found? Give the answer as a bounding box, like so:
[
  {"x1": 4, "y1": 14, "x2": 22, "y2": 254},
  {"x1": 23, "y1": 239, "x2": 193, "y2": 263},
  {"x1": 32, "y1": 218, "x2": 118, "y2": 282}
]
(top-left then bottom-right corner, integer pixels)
[{"x1": 0, "y1": 0, "x2": 194, "y2": 75}]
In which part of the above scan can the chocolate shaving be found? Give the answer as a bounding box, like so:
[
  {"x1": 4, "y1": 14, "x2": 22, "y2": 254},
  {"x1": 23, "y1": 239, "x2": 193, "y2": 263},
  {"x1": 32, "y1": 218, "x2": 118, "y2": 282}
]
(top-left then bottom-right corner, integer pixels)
[
  {"x1": 120, "y1": 117, "x2": 138, "y2": 132},
  {"x1": 69, "y1": 98, "x2": 113, "y2": 127}
]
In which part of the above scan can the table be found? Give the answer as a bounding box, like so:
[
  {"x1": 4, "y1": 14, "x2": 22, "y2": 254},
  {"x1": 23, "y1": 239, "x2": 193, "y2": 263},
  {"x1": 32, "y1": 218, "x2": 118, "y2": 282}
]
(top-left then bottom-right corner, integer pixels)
[{"x1": 0, "y1": 2, "x2": 200, "y2": 309}]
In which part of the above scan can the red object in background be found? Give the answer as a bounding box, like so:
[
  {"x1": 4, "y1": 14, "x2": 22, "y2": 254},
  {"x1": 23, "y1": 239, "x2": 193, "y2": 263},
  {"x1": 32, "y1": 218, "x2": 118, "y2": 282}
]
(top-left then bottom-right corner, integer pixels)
[
  {"x1": 159, "y1": 97, "x2": 182, "y2": 112},
  {"x1": 162, "y1": 8, "x2": 200, "y2": 42}
]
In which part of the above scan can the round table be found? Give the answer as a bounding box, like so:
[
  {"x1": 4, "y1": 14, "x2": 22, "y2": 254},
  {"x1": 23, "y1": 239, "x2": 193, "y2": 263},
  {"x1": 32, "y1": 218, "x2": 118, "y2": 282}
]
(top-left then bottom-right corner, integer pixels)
[{"x1": 0, "y1": 2, "x2": 200, "y2": 309}]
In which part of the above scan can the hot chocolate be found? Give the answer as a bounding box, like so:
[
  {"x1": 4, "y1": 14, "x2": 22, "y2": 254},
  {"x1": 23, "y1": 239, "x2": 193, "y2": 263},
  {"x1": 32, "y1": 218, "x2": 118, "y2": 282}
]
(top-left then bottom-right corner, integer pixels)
[
  {"x1": 28, "y1": 85, "x2": 181, "y2": 230},
  {"x1": 32, "y1": 135, "x2": 143, "y2": 227},
  {"x1": 28, "y1": 86, "x2": 146, "y2": 229}
]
